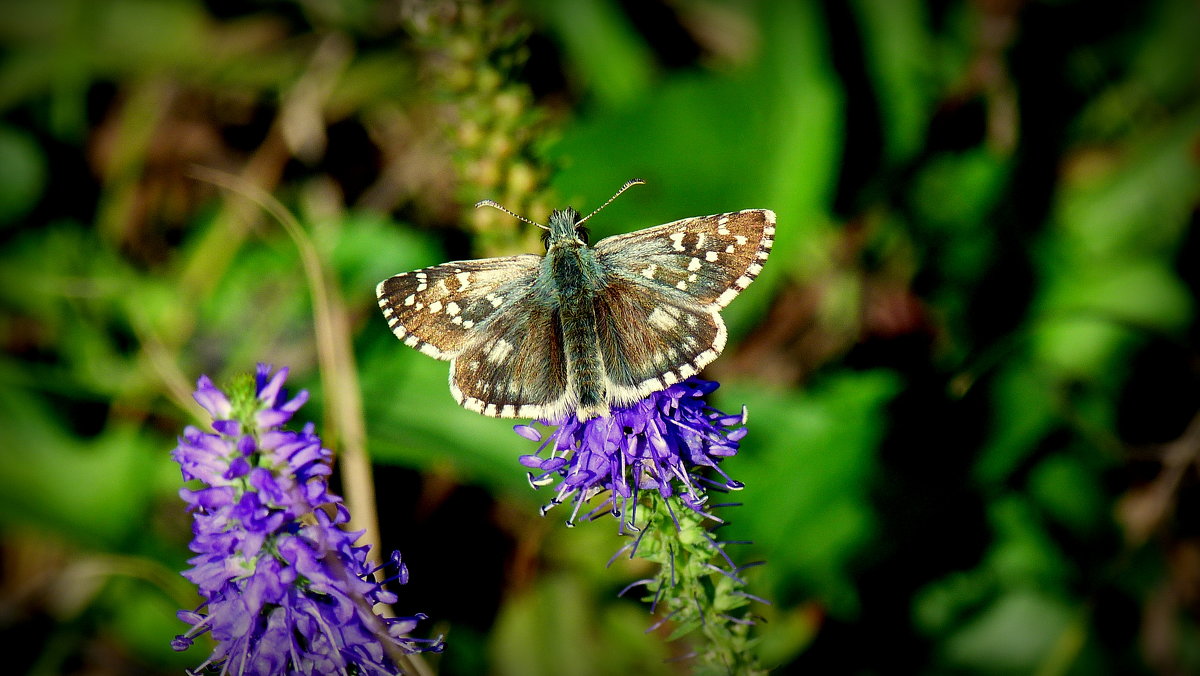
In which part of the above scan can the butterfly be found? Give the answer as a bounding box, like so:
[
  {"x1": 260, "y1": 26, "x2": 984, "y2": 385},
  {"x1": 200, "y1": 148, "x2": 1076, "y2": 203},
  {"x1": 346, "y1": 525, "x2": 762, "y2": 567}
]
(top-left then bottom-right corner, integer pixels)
[{"x1": 376, "y1": 179, "x2": 775, "y2": 421}]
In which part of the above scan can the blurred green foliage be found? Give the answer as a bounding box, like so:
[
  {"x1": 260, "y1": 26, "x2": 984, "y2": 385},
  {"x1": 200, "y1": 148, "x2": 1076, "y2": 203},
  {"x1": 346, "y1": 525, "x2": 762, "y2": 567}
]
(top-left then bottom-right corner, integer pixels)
[{"x1": 1, "y1": 0, "x2": 1198, "y2": 674}]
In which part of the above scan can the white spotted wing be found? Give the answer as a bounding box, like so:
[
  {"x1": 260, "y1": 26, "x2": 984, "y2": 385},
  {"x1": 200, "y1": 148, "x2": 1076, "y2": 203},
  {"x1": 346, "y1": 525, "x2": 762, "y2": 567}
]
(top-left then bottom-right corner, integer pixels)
[
  {"x1": 375, "y1": 256, "x2": 541, "y2": 359},
  {"x1": 591, "y1": 209, "x2": 775, "y2": 402},
  {"x1": 377, "y1": 255, "x2": 573, "y2": 419}
]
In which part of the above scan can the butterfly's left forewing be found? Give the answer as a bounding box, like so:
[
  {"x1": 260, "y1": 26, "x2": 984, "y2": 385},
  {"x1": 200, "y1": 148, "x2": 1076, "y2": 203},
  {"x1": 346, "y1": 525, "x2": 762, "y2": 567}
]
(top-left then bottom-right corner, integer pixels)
[{"x1": 376, "y1": 255, "x2": 542, "y2": 359}]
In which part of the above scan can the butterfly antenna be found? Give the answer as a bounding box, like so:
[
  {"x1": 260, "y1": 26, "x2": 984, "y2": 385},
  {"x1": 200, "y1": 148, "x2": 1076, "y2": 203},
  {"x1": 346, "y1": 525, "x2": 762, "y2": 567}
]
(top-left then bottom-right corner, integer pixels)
[
  {"x1": 577, "y1": 178, "x2": 646, "y2": 225},
  {"x1": 474, "y1": 199, "x2": 549, "y2": 231}
]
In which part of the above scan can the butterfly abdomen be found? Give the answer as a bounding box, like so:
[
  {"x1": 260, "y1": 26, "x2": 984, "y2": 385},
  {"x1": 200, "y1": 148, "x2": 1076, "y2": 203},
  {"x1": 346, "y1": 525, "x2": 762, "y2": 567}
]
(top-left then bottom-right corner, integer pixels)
[{"x1": 550, "y1": 243, "x2": 608, "y2": 418}]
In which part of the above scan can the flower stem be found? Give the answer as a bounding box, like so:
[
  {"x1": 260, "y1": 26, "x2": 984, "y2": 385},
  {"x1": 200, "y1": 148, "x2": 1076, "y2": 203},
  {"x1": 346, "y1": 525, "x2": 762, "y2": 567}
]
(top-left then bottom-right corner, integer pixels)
[{"x1": 632, "y1": 492, "x2": 767, "y2": 676}]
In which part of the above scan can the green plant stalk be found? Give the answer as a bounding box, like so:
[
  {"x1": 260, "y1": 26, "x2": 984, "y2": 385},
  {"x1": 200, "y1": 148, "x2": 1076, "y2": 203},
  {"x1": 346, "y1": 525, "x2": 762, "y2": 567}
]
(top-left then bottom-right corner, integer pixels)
[
  {"x1": 633, "y1": 492, "x2": 765, "y2": 676},
  {"x1": 188, "y1": 167, "x2": 375, "y2": 560}
]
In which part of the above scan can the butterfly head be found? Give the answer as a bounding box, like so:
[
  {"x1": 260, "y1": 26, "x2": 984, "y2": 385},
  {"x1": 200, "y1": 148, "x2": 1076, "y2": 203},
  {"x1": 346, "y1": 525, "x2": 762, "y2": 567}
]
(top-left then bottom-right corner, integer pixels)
[{"x1": 546, "y1": 207, "x2": 588, "y2": 248}]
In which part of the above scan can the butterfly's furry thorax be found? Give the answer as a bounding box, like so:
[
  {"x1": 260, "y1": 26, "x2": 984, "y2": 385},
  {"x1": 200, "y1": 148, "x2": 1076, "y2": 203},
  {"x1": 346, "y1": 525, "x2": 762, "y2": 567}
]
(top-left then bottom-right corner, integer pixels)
[{"x1": 544, "y1": 207, "x2": 603, "y2": 297}]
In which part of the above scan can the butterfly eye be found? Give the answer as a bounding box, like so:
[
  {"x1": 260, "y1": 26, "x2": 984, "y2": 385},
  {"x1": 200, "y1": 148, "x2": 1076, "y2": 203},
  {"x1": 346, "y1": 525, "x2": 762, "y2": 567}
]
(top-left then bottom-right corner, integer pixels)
[
  {"x1": 576, "y1": 226, "x2": 590, "y2": 244},
  {"x1": 541, "y1": 229, "x2": 551, "y2": 251}
]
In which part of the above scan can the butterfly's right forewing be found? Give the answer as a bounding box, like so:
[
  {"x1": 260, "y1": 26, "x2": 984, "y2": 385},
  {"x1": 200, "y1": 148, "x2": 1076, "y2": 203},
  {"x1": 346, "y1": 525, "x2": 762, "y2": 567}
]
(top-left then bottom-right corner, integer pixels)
[
  {"x1": 593, "y1": 209, "x2": 775, "y2": 309},
  {"x1": 376, "y1": 255, "x2": 542, "y2": 360}
]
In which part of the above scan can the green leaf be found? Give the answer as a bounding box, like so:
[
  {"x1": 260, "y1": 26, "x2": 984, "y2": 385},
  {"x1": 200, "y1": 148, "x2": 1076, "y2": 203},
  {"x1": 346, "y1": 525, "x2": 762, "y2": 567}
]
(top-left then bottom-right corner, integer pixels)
[
  {"x1": 975, "y1": 362, "x2": 1059, "y2": 485},
  {"x1": 314, "y1": 211, "x2": 444, "y2": 305},
  {"x1": 851, "y1": 0, "x2": 938, "y2": 162},
  {"x1": 107, "y1": 578, "x2": 198, "y2": 669},
  {"x1": 1055, "y1": 105, "x2": 1200, "y2": 260},
  {"x1": 718, "y1": 370, "x2": 900, "y2": 615},
  {"x1": 490, "y1": 573, "x2": 669, "y2": 676},
  {"x1": 986, "y1": 496, "x2": 1070, "y2": 587},
  {"x1": 941, "y1": 590, "x2": 1075, "y2": 673},
  {"x1": 1028, "y1": 453, "x2": 1108, "y2": 535},
  {"x1": 524, "y1": 0, "x2": 655, "y2": 108},
  {"x1": 0, "y1": 388, "x2": 164, "y2": 547},
  {"x1": 548, "y1": 1, "x2": 843, "y2": 342},
  {"x1": 359, "y1": 339, "x2": 537, "y2": 497},
  {"x1": 0, "y1": 123, "x2": 47, "y2": 225}
]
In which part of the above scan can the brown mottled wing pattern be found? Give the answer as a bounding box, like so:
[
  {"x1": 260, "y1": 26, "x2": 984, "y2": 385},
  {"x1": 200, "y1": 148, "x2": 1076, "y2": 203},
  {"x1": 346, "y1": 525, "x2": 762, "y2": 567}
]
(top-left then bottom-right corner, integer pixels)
[
  {"x1": 375, "y1": 255, "x2": 541, "y2": 359},
  {"x1": 592, "y1": 209, "x2": 775, "y2": 398},
  {"x1": 593, "y1": 209, "x2": 775, "y2": 309},
  {"x1": 593, "y1": 279, "x2": 725, "y2": 404},
  {"x1": 448, "y1": 291, "x2": 572, "y2": 419}
]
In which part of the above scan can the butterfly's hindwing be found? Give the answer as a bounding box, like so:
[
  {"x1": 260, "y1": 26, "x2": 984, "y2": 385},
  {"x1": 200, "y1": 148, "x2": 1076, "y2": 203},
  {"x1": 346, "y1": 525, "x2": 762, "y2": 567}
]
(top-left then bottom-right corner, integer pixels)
[
  {"x1": 449, "y1": 288, "x2": 571, "y2": 419},
  {"x1": 376, "y1": 255, "x2": 541, "y2": 360},
  {"x1": 594, "y1": 273, "x2": 725, "y2": 404},
  {"x1": 594, "y1": 209, "x2": 775, "y2": 309}
]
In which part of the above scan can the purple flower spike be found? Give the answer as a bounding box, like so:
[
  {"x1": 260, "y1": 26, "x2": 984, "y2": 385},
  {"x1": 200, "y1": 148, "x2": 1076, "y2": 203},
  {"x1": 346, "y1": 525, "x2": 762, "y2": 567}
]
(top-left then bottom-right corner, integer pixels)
[
  {"x1": 514, "y1": 378, "x2": 748, "y2": 527},
  {"x1": 171, "y1": 365, "x2": 442, "y2": 675}
]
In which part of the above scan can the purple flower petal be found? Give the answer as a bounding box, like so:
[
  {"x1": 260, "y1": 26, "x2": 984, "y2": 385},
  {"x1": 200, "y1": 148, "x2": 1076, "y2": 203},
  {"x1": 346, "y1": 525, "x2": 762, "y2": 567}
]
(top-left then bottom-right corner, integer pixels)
[
  {"x1": 255, "y1": 409, "x2": 290, "y2": 429},
  {"x1": 514, "y1": 378, "x2": 747, "y2": 525},
  {"x1": 172, "y1": 364, "x2": 441, "y2": 672},
  {"x1": 212, "y1": 419, "x2": 240, "y2": 436},
  {"x1": 513, "y1": 424, "x2": 542, "y2": 441},
  {"x1": 193, "y1": 375, "x2": 232, "y2": 418},
  {"x1": 224, "y1": 456, "x2": 250, "y2": 479}
]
